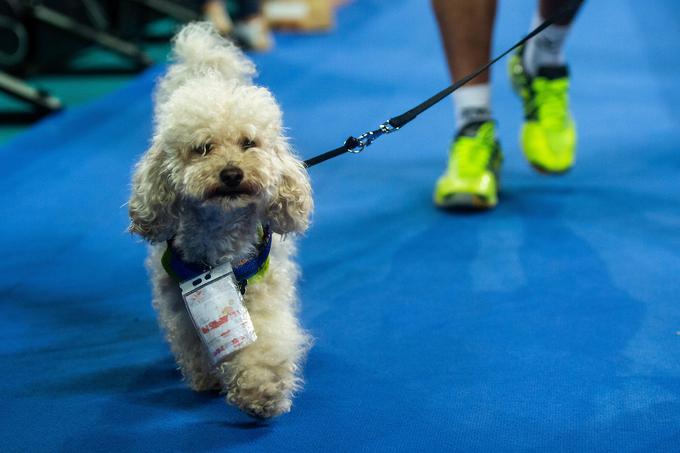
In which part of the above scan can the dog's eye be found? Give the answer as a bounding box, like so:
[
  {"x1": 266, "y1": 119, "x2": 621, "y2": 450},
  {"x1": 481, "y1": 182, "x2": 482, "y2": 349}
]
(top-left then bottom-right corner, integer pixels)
[
  {"x1": 192, "y1": 142, "x2": 214, "y2": 156},
  {"x1": 239, "y1": 138, "x2": 257, "y2": 150}
]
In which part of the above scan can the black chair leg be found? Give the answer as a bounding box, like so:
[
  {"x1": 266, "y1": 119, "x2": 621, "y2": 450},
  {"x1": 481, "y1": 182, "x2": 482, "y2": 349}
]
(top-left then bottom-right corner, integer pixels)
[
  {"x1": 31, "y1": 4, "x2": 153, "y2": 69},
  {"x1": 0, "y1": 70, "x2": 63, "y2": 122},
  {"x1": 128, "y1": 0, "x2": 201, "y2": 23}
]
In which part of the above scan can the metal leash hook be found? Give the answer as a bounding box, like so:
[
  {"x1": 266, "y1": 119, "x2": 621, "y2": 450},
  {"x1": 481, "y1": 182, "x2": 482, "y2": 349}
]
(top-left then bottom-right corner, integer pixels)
[{"x1": 345, "y1": 121, "x2": 400, "y2": 154}]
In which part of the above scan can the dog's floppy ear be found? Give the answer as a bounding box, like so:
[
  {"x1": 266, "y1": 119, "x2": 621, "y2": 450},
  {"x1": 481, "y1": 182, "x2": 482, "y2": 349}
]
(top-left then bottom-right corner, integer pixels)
[
  {"x1": 267, "y1": 143, "x2": 313, "y2": 235},
  {"x1": 128, "y1": 145, "x2": 179, "y2": 242}
]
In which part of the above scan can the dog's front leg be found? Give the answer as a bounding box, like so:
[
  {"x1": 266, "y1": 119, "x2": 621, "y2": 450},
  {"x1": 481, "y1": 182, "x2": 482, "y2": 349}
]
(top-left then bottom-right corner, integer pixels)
[
  {"x1": 150, "y1": 263, "x2": 220, "y2": 392},
  {"x1": 217, "y1": 284, "x2": 310, "y2": 418}
]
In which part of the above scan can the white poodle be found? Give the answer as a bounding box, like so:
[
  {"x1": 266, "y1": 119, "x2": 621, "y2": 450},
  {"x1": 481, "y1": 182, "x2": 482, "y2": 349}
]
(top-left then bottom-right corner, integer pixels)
[{"x1": 128, "y1": 22, "x2": 313, "y2": 418}]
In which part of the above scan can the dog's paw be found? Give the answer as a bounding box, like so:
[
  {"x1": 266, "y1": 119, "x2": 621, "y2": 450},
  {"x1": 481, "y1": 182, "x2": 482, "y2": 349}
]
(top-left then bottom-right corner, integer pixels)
[
  {"x1": 225, "y1": 367, "x2": 295, "y2": 418},
  {"x1": 228, "y1": 391, "x2": 292, "y2": 419},
  {"x1": 187, "y1": 373, "x2": 221, "y2": 392}
]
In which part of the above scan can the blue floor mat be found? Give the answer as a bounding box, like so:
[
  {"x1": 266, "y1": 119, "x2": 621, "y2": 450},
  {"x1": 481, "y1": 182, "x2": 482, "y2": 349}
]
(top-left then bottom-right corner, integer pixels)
[{"x1": 2, "y1": 0, "x2": 680, "y2": 451}]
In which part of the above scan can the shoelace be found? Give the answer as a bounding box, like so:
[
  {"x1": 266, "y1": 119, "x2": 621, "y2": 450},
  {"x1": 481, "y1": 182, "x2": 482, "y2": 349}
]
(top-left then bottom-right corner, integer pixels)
[
  {"x1": 533, "y1": 78, "x2": 570, "y2": 131},
  {"x1": 452, "y1": 125, "x2": 494, "y2": 177}
]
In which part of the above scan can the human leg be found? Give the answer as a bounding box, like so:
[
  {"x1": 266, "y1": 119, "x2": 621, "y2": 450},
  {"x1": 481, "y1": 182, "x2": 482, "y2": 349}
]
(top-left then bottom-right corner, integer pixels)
[
  {"x1": 431, "y1": 0, "x2": 503, "y2": 209},
  {"x1": 509, "y1": 0, "x2": 584, "y2": 174}
]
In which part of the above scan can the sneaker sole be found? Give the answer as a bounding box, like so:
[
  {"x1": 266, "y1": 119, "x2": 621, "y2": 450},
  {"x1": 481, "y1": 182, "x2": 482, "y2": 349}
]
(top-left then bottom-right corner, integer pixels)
[
  {"x1": 529, "y1": 161, "x2": 573, "y2": 176},
  {"x1": 435, "y1": 192, "x2": 497, "y2": 210}
]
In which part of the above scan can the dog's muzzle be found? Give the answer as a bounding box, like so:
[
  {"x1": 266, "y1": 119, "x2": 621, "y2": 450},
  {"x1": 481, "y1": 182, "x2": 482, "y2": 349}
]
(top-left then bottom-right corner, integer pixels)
[
  {"x1": 206, "y1": 167, "x2": 257, "y2": 200},
  {"x1": 220, "y1": 166, "x2": 243, "y2": 187}
]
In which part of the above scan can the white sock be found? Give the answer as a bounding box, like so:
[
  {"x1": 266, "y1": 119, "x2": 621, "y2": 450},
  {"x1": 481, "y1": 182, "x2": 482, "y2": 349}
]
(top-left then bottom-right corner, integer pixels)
[
  {"x1": 524, "y1": 11, "x2": 570, "y2": 76},
  {"x1": 453, "y1": 84, "x2": 491, "y2": 132}
]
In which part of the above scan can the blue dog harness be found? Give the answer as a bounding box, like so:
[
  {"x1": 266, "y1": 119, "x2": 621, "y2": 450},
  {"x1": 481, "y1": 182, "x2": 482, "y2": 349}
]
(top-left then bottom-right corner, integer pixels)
[{"x1": 162, "y1": 225, "x2": 272, "y2": 293}]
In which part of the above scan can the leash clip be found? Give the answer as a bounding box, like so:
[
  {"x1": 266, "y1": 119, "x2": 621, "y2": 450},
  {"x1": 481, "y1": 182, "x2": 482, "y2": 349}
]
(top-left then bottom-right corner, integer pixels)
[{"x1": 346, "y1": 121, "x2": 400, "y2": 154}]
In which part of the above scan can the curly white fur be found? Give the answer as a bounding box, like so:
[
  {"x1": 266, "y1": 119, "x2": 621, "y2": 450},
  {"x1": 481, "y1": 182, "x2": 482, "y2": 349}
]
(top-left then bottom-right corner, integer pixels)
[{"x1": 129, "y1": 22, "x2": 313, "y2": 418}]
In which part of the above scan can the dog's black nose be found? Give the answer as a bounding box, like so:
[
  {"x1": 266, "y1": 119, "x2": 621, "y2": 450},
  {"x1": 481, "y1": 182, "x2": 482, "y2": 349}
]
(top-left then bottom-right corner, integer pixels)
[{"x1": 220, "y1": 166, "x2": 244, "y2": 187}]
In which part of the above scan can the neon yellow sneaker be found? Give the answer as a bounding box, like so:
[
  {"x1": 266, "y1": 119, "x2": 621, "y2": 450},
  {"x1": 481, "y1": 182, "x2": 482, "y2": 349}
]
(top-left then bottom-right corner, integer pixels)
[
  {"x1": 434, "y1": 121, "x2": 503, "y2": 209},
  {"x1": 509, "y1": 47, "x2": 576, "y2": 174}
]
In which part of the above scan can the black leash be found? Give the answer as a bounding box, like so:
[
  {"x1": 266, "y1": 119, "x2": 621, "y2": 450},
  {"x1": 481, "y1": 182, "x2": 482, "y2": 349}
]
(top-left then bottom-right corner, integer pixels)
[{"x1": 303, "y1": 0, "x2": 582, "y2": 168}]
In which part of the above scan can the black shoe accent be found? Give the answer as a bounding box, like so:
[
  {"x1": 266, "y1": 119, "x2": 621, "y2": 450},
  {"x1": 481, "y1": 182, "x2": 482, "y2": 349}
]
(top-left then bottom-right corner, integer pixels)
[
  {"x1": 536, "y1": 65, "x2": 569, "y2": 80},
  {"x1": 456, "y1": 120, "x2": 491, "y2": 139},
  {"x1": 459, "y1": 107, "x2": 492, "y2": 130}
]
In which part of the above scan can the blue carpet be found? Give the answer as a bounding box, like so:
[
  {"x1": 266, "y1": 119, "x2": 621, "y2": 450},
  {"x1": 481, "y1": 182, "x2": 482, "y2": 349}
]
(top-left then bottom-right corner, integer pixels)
[{"x1": 2, "y1": 0, "x2": 680, "y2": 451}]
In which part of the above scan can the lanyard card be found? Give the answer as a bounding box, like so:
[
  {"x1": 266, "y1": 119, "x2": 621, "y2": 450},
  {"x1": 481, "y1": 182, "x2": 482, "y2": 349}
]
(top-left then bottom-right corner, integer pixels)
[{"x1": 180, "y1": 262, "x2": 257, "y2": 364}]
